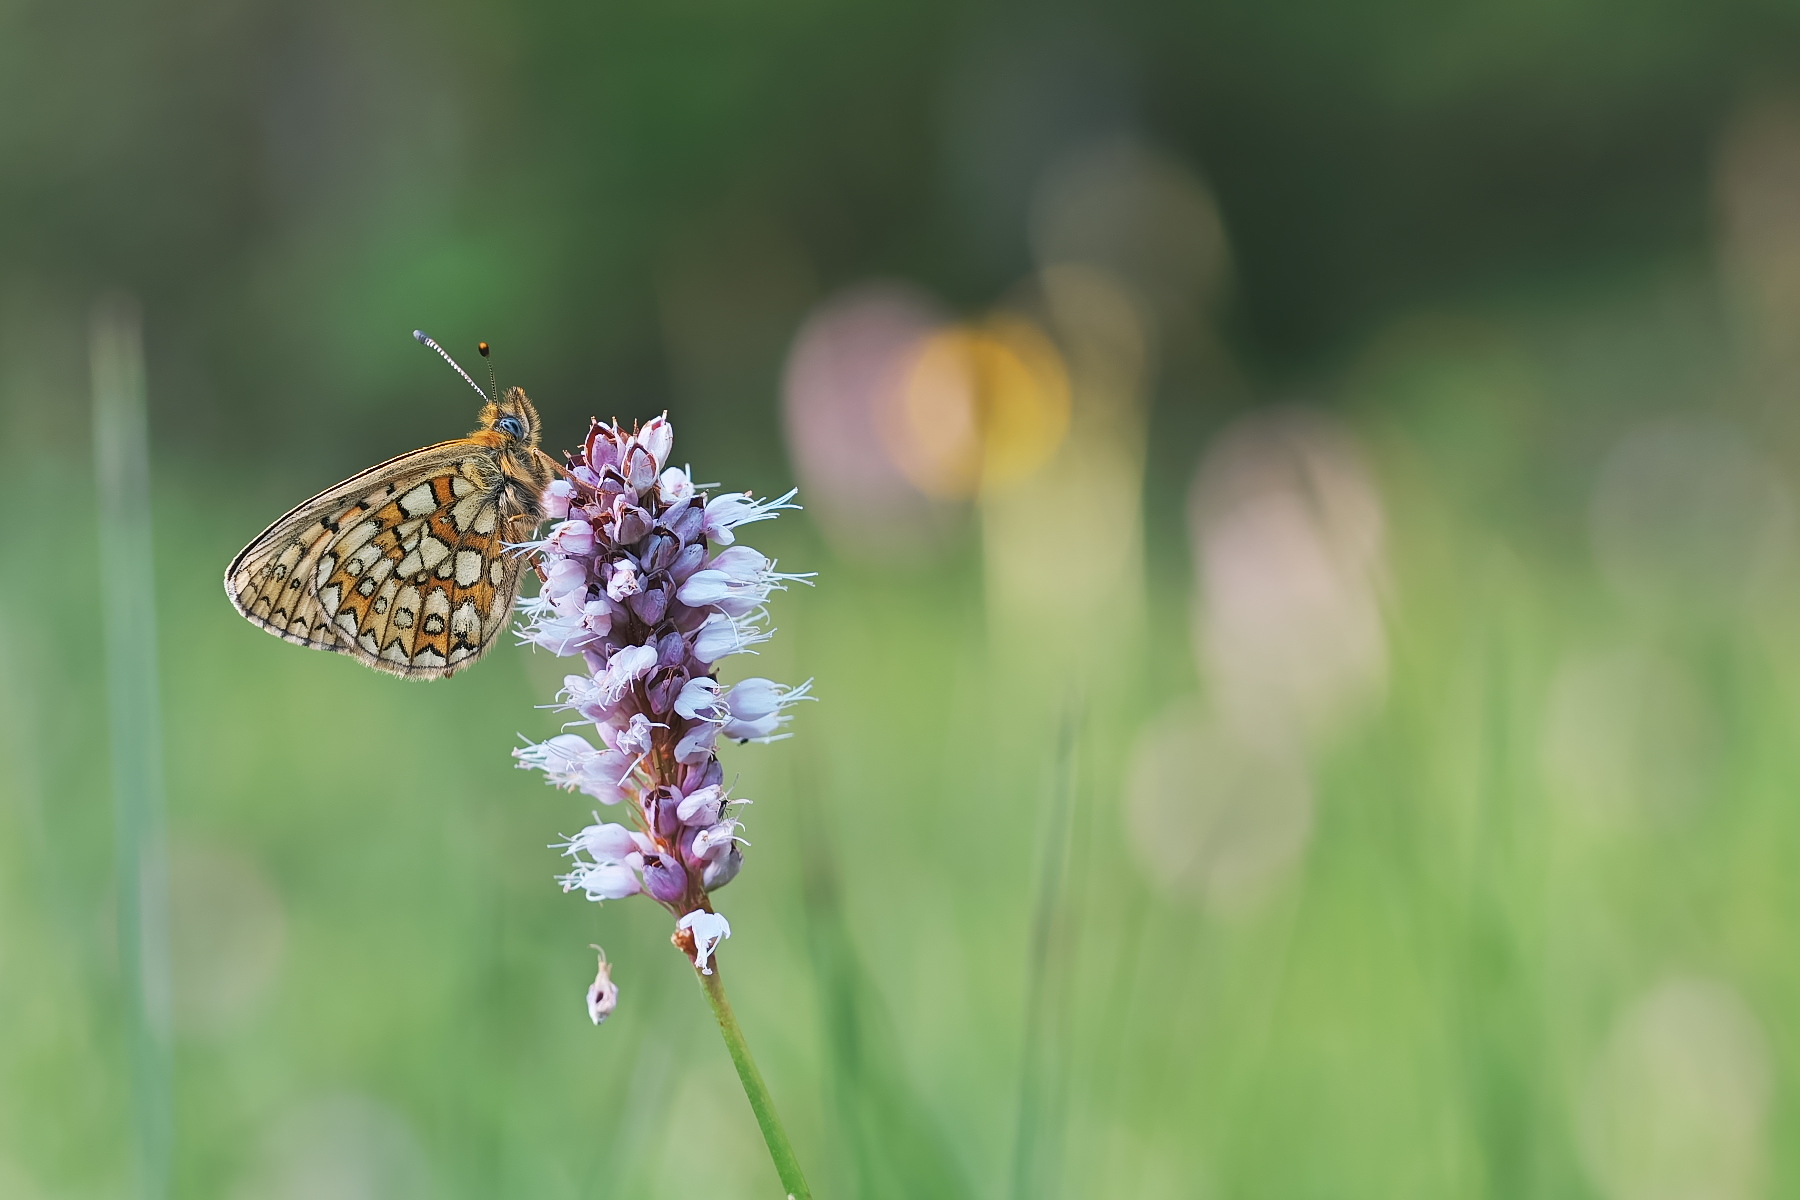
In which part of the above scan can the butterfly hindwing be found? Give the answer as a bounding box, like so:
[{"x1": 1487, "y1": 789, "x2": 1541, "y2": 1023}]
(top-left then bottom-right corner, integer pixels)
[{"x1": 226, "y1": 442, "x2": 526, "y2": 679}]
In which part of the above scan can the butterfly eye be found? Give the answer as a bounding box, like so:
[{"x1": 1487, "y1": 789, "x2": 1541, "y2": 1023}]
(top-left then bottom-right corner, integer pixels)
[{"x1": 497, "y1": 416, "x2": 526, "y2": 439}]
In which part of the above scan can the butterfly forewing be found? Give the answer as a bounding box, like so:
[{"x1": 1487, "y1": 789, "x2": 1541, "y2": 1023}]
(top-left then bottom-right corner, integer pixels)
[{"x1": 227, "y1": 442, "x2": 529, "y2": 679}]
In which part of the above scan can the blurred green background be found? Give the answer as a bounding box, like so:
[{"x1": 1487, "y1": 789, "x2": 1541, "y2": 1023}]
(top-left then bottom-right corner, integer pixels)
[{"x1": 6, "y1": 1, "x2": 1800, "y2": 1197}]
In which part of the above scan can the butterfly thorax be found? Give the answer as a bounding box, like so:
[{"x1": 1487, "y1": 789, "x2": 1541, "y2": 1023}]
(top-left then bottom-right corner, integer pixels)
[{"x1": 471, "y1": 386, "x2": 558, "y2": 534}]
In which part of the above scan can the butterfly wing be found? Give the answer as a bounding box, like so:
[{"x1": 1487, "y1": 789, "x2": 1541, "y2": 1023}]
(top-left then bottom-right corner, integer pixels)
[{"x1": 225, "y1": 441, "x2": 535, "y2": 679}]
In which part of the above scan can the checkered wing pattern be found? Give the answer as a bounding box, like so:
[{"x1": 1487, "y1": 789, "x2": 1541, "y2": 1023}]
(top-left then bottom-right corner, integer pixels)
[{"x1": 226, "y1": 442, "x2": 530, "y2": 679}]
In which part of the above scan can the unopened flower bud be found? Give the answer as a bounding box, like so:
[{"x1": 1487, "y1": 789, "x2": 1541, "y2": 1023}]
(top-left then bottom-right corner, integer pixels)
[
  {"x1": 624, "y1": 445, "x2": 658, "y2": 493},
  {"x1": 628, "y1": 578, "x2": 671, "y2": 625},
  {"x1": 586, "y1": 947, "x2": 620, "y2": 1024},
  {"x1": 642, "y1": 786, "x2": 683, "y2": 838},
  {"x1": 643, "y1": 854, "x2": 688, "y2": 903},
  {"x1": 548, "y1": 519, "x2": 597, "y2": 557},
  {"x1": 640, "y1": 414, "x2": 674, "y2": 469},
  {"x1": 585, "y1": 425, "x2": 623, "y2": 472},
  {"x1": 656, "y1": 628, "x2": 688, "y2": 666},
  {"x1": 670, "y1": 504, "x2": 705, "y2": 544},
  {"x1": 674, "y1": 722, "x2": 720, "y2": 765},
  {"x1": 641, "y1": 531, "x2": 677, "y2": 573},
  {"x1": 670, "y1": 541, "x2": 708, "y2": 582},
  {"x1": 645, "y1": 664, "x2": 689, "y2": 716},
  {"x1": 544, "y1": 479, "x2": 576, "y2": 520},
  {"x1": 681, "y1": 757, "x2": 724, "y2": 795},
  {"x1": 702, "y1": 845, "x2": 742, "y2": 892},
  {"x1": 607, "y1": 498, "x2": 652, "y2": 544}
]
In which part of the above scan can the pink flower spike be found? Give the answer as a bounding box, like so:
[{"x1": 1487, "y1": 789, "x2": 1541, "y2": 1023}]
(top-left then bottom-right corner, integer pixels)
[{"x1": 516, "y1": 413, "x2": 816, "y2": 1013}]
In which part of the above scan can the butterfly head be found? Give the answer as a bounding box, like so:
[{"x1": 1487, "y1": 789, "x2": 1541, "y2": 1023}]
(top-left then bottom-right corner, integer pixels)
[{"x1": 476, "y1": 387, "x2": 542, "y2": 450}]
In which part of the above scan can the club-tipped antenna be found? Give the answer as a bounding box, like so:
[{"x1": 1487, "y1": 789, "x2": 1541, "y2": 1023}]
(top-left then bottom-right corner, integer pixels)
[
  {"x1": 479, "y1": 340, "x2": 499, "y2": 402},
  {"x1": 412, "y1": 330, "x2": 488, "y2": 402}
]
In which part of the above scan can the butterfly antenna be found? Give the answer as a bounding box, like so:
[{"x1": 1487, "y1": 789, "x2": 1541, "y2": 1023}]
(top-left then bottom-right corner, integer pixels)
[
  {"x1": 412, "y1": 330, "x2": 488, "y2": 402},
  {"x1": 479, "y1": 340, "x2": 499, "y2": 402}
]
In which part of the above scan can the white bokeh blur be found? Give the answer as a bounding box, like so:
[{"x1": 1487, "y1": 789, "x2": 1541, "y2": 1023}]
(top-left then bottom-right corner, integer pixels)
[
  {"x1": 168, "y1": 839, "x2": 287, "y2": 1036},
  {"x1": 780, "y1": 282, "x2": 953, "y2": 556},
  {"x1": 1588, "y1": 416, "x2": 1793, "y2": 616},
  {"x1": 1577, "y1": 977, "x2": 1772, "y2": 1200},
  {"x1": 1539, "y1": 646, "x2": 1721, "y2": 831},
  {"x1": 1189, "y1": 407, "x2": 1388, "y2": 749},
  {"x1": 1715, "y1": 89, "x2": 1800, "y2": 377},
  {"x1": 231, "y1": 1093, "x2": 434, "y2": 1200},
  {"x1": 1126, "y1": 699, "x2": 1313, "y2": 915}
]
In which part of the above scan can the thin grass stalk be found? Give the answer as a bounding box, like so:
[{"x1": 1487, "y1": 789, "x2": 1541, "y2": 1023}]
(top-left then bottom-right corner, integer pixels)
[
  {"x1": 1010, "y1": 705, "x2": 1081, "y2": 1200},
  {"x1": 697, "y1": 962, "x2": 814, "y2": 1199},
  {"x1": 91, "y1": 294, "x2": 173, "y2": 1200}
]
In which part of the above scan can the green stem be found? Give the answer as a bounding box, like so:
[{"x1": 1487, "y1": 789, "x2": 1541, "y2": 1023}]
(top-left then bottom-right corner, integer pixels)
[{"x1": 697, "y1": 961, "x2": 814, "y2": 1199}]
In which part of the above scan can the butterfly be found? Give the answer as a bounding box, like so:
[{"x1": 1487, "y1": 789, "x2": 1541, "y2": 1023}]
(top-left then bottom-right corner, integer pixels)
[{"x1": 224, "y1": 333, "x2": 559, "y2": 679}]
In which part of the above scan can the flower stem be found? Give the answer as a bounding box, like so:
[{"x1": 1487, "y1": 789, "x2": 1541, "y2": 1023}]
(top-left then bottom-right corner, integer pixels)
[{"x1": 697, "y1": 961, "x2": 814, "y2": 1199}]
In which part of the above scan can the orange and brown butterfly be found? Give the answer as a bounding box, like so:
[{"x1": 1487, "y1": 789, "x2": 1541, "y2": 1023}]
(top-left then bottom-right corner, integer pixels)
[{"x1": 224, "y1": 332, "x2": 560, "y2": 679}]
